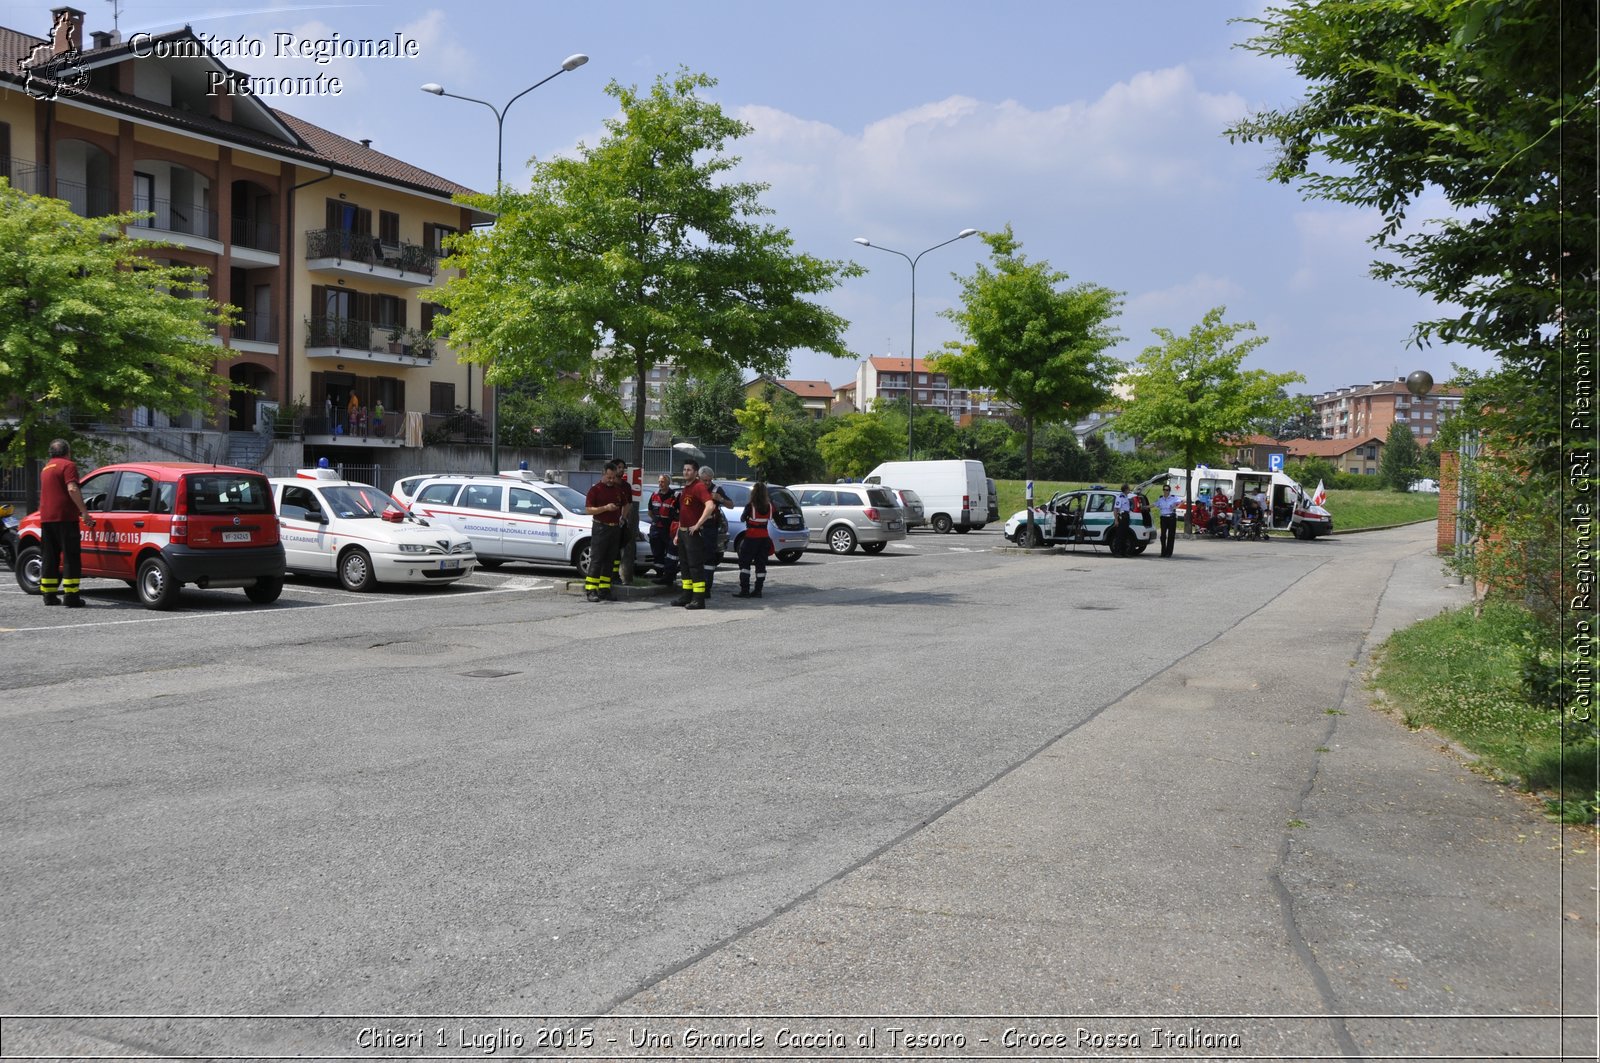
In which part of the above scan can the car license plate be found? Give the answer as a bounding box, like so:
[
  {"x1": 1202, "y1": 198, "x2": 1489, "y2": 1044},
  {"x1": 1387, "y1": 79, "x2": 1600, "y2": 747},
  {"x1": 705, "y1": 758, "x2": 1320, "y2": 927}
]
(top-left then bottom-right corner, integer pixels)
[
  {"x1": 439, "y1": 559, "x2": 459, "y2": 571},
  {"x1": 887, "y1": 520, "x2": 901, "y2": 530},
  {"x1": 222, "y1": 531, "x2": 251, "y2": 543}
]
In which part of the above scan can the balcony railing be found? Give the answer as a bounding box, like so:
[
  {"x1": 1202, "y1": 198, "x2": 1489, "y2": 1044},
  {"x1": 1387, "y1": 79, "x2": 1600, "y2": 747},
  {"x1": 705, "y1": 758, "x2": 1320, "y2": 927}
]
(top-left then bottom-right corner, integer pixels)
[
  {"x1": 2, "y1": 158, "x2": 50, "y2": 196},
  {"x1": 55, "y1": 177, "x2": 115, "y2": 218},
  {"x1": 305, "y1": 316, "x2": 435, "y2": 360},
  {"x1": 235, "y1": 310, "x2": 278, "y2": 344},
  {"x1": 232, "y1": 216, "x2": 278, "y2": 253},
  {"x1": 131, "y1": 197, "x2": 219, "y2": 239},
  {"x1": 304, "y1": 229, "x2": 436, "y2": 278}
]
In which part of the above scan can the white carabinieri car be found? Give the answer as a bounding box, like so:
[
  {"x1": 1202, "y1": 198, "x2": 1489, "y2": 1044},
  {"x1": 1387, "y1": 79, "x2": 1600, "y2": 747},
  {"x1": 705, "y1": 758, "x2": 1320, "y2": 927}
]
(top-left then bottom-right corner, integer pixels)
[{"x1": 271, "y1": 469, "x2": 476, "y2": 590}]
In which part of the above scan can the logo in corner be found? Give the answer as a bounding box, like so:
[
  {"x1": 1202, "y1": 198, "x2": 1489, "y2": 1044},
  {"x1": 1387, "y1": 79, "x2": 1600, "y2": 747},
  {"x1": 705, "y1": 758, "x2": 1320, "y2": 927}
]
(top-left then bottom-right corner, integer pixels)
[{"x1": 18, "y1": 9, "x2": 89, "y2": 101}]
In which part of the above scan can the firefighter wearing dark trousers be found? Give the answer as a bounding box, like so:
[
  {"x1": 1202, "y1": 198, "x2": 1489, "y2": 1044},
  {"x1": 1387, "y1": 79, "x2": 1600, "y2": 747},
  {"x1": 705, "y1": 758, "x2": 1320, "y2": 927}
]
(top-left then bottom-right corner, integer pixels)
[
  {"x1": 646, "y1": 473, "x2": 678, "y2": 586},
  {"x1": 696, "y1": 466, "x2": 730, "y2": 596},
  {"x1": 37, "y1": 439, "x2": 95, "y2": 607},
  {"x1": 735, "y1": 481, "x2": 773, "y2": 599},
  {"x1": 672, "y1": 461, "x2": 714, "y2": 609},
  {"x1": 583, "y1": 461, "x2": 629, "y2": 602}
]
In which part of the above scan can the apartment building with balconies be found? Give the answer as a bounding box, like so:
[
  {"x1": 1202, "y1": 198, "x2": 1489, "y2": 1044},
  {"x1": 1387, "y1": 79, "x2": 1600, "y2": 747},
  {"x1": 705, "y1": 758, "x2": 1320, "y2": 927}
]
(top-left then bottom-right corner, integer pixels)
[
  {"x1": 854, "y1": 356, "x2": 1015, "y2": 423},
  {"x1": 0, "y1": 7, "x2": 484, "y2": 462},
  {"x1": 1311, "y1": 378, "x2": 1463, "y2": 446}
]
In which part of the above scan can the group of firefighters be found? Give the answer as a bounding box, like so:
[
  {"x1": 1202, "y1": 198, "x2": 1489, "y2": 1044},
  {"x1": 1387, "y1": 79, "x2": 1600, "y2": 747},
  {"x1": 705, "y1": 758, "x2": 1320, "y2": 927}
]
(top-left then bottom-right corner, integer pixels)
[{"x1": 582, "y1": 459, "x2": 774, "y2": 609}]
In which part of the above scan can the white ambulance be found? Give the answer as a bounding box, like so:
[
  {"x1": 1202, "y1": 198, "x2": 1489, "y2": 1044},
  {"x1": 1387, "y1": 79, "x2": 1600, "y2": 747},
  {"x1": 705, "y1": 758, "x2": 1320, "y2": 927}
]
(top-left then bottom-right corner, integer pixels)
[{"x1": 1166, "y1": 466, "x2": 1333, "y2": 539}]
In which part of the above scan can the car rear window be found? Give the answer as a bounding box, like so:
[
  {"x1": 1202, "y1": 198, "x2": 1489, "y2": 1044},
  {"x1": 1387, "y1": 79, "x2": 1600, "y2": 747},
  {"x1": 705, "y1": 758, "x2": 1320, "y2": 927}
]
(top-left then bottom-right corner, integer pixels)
[
  {"x1": 717, "y1": 482, "x2": 752, "y2": 506},
  {"x1": 184, "y1": 473, "x2": 274, "y2": 514},
  {"x1": 865, "y1": 487, "x2": 898, "y2": 508}
]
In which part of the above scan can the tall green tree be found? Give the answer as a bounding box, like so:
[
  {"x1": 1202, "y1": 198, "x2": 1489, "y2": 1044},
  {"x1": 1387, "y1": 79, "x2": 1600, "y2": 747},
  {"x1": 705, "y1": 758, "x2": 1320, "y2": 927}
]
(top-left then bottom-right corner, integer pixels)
[
  {"x1": 0, "y1": 184, "x2": 233, "y2": 468},
  {"x1": 1228, "y1": 0, "x2": 1595, "y2": 633},
  {"x1": 734, "y1": 384, "x2": 824, "y2": 484},
  {"x1": 662, "y1": 367, "x2": 744, "y2": 445},
  {"x1": 935, "y1": 225, "x2": 1124, "y2": 486},
  {"x1": 817, "y1": 413, "x2": 900, "y2": 480},
  {"x1": 1114, "y1": 307, "x2": 1304, "y2": 529},
  {"x1": 1379, "y1": 421, "x2": 1422, "y2": 491},
  {"x1": 434, "y1": 69, "x2": 862, "y2": 469}
]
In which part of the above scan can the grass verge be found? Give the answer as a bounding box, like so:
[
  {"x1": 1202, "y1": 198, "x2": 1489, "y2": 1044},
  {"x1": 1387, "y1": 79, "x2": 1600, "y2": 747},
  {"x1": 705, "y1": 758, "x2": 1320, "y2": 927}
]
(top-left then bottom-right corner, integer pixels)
[{"x1": 1372, "y1": 601, "x2": 1598, "y2": 823}]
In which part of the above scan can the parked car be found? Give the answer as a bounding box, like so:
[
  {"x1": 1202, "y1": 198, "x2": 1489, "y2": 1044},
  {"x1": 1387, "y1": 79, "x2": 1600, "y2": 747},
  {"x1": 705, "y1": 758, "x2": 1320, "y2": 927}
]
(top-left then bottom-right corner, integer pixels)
[
  {"x1": 1004, "y1": 481, "x2": 1158, "y2": 556},
  {"x1": 401, "y1": 470, "x2": 652, "y2": 574},
  {"x1": 712, "y1": 480, "x2": 809, "y2": 563},
  {"x1": 863, "y1": 459, "x2": 989, "y2": 533},
  {"x1": 788, "y1": 483, "x2": 907, "y2": 554},
  {"x1": 894, "y1": 488, "x2": 927, "y2": 531},
  {"x1": 13, "y1": 462, "x2": 286, "y2": 609},
  {"x1": 271, "y1": 470, "x2": 476, "y2": 590}
]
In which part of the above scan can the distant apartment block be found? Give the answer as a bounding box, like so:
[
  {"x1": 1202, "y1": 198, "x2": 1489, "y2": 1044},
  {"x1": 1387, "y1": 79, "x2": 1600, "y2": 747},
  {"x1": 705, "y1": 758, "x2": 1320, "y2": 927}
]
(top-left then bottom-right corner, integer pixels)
[
  {"x1": 854, "y1": 356, "x2": 1013, "y2": 423},
  {"x1": 1311, "y1": 378, "x2": 1463, "y2": 445}
]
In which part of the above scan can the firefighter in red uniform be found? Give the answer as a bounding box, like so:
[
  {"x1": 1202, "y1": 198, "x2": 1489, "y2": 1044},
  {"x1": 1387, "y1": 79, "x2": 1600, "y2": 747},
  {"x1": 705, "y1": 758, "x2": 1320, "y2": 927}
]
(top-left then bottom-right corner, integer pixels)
[
  {"x1": 671, "y1": 460, "x2": 714, "y2": 610},
  {"x1": 735, "y1": 480, "x2": 773, "y2": 598},
  {"x1": 583, "y1": 460, "x2": 630, "y2": 602},
  {"x1": 37, "y1": 438, "x2": 95, "y2": 607},
  {"x1": 646, "y1": 473, "x2": 678, "y2": 586}
]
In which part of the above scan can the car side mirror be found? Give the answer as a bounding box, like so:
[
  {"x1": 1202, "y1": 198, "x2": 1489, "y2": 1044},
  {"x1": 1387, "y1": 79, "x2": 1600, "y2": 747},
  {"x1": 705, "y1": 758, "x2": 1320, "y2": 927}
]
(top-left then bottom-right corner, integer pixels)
[{"x1": 539, "y1": 507, "x2": 559, "y2": 518}]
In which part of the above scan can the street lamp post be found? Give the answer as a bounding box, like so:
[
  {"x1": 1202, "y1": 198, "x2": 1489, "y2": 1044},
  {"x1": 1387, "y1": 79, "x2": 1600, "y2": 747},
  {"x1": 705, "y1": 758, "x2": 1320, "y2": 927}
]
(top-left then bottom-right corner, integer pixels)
[
  {"x1": 421, "y1": 53, "x2": 588, "y2": 471},
  {"x1": 852, "y1": 229, "x2": 979, "y2": 459}
]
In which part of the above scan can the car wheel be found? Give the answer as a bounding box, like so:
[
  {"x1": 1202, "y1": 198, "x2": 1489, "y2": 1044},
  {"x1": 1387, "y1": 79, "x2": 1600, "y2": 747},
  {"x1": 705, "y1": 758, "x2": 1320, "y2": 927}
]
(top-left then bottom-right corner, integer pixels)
[
  {"x1": 573, "y1": 538, "x2": 592, "y2": 575},
  {"x1": 338, "y1": 547, "x2": 377, "y2": 592},
  {"x1": 1131, "y1": 541, "x2": 1149, "y2": 555},
  {"x1": 14, "y1": 544, "x2": 41, "y2": 594},
  {"x1": 1292, "y1": 525, "x2": 1308, "y2": 540},
  {"x1": 136, "y1": 555, "x2": 181, "y2": 610},
  {"x1": 861, "y1": 541, "x2": 887, "y2": 554},
  {"x1": 828, "y1": 526, "x2": 858, "y2": 554},
  {"x1": 775, "y1": 549, "x2": 803, "y2": 564},
  {"x1": 476, "y1": 557, "x2": 504, "y2": 570},
  {"x1": 954, "y1": 526, "x2": 971, "y2": 534},
  {"x1": 972, "y1": 523, "x2": 987, "y2": 531},
  {"x1": 245, "y1": 576, "x2": 284, "y2": 604},
  {"x1": 1019, "y1": 524, "x2": 1043, "y2": 548},
  {"x1": 931, "y1": 514, "x2": 953, "y2": 534}
]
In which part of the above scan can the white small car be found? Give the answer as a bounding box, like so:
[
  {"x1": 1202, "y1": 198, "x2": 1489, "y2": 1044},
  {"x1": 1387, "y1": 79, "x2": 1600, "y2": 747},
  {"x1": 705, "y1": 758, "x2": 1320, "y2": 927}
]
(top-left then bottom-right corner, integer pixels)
[{"x1": 271, "y1": 470, "x2": 476, "y2": 590}]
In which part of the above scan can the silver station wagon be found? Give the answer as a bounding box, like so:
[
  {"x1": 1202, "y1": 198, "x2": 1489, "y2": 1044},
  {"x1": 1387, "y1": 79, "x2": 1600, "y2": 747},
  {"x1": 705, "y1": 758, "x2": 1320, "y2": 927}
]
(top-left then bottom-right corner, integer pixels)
[{"x1": 788, "y1": 483, "x2": 907, "y2": 555}]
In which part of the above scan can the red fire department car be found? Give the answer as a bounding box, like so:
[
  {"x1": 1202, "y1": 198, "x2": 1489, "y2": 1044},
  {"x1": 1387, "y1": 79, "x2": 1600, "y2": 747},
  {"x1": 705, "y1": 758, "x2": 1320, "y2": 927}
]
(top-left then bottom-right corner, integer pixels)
[{"x1": 13, "y1": 462, "x2": 286, "y2": 609}]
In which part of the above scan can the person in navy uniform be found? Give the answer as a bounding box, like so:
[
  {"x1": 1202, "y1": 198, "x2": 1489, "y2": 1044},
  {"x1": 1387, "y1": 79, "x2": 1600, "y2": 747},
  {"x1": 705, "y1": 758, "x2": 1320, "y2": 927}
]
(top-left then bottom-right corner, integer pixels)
[{"x1": 1154, "y1": 483, "x2": 1180, "y2": 557}]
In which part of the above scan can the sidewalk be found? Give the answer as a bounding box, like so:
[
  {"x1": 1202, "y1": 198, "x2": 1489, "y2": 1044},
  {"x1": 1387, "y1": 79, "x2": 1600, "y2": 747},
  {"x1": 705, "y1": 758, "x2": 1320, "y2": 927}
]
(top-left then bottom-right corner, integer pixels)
[{"x1": 617, "y1": 525, "x2": 1597, "y2": 1059}]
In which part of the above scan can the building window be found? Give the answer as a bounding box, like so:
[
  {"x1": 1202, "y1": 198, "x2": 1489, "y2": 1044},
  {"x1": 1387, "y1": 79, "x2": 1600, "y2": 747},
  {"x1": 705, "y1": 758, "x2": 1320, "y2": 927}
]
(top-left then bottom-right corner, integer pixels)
[
  {"x1": 379, "y1": 210, "x2": 399, "y2": 247},
  {"x1": 429, "y1": 381, "x2": 456, "y2": 414}
]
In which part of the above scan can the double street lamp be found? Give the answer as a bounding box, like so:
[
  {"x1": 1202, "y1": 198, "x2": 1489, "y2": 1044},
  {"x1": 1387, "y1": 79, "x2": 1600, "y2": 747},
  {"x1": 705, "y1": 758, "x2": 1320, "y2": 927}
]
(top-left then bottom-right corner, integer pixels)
[
  {"x1": 421, "y1": 53, "x2": 589, "y2": 471},
  {"x1": 852, "y1": 229, "x2": 979, "y2": 459}
]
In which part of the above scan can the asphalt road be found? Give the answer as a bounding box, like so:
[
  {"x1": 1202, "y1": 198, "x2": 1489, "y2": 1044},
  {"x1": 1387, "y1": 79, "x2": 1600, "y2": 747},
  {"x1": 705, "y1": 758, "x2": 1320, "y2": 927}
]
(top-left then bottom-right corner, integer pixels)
[{"x1": 1, "y1": 525, "x2": 1593, "y2": 1061}]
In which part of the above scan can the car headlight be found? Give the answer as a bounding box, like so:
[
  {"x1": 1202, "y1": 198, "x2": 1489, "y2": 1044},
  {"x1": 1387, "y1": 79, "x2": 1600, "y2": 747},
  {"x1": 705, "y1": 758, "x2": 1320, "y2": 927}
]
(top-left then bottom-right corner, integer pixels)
[
  {"x1": 450, "y1": 542, "x2": 474, "y2": 554},
  {"x1": 397, "y1": 543, "x2": 427, "y2": 554}
]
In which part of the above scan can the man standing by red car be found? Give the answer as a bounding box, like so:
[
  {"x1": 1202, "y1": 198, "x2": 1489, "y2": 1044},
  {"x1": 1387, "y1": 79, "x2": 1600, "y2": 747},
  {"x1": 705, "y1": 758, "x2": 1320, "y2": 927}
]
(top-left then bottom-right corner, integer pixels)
[{"x1": 38, "y1": 439, "x2": 95, "y2": 608}]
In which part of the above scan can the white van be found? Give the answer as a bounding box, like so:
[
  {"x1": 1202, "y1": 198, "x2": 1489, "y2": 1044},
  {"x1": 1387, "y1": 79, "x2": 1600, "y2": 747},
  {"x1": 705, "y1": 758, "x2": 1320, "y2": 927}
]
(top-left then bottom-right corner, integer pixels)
[
  {"x1": 864, "y1": 459, "x2": 989, "y2": 533},
  {"x1": 1165, "y1": 466, "x2": 1333, "y2": 539}
]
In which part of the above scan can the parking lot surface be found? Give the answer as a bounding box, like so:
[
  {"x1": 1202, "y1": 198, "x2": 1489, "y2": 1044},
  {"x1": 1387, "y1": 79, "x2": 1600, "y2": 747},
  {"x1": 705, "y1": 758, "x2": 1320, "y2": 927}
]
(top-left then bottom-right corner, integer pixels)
[{"x1": 2, "y1": 525, "x2": 1592, "y2": 1060}]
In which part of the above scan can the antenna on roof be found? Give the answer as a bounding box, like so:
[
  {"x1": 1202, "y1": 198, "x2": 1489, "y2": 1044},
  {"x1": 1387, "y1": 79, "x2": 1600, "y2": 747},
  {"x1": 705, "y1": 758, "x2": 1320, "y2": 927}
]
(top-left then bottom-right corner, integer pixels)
[{"x1": 106, "y1": 0, "x2": 122, "y2": 34}]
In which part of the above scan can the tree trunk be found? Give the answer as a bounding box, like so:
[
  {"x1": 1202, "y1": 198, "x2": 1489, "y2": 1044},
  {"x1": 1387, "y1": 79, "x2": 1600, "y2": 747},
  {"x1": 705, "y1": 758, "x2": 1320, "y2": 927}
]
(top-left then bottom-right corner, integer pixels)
[
  {"x1": 619, "y1": 348, "x2": 647, "y2": 585},
  {"x1": 1023, "y1": 415, "x2": 1037, "y2": 545}
]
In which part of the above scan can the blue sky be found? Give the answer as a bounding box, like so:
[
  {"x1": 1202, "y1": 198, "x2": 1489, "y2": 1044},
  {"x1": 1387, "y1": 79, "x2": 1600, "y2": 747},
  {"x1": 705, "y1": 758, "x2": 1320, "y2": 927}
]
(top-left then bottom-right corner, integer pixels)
[{"x1": 6, "y1": 0, "x2": 1495, "y2": 395}]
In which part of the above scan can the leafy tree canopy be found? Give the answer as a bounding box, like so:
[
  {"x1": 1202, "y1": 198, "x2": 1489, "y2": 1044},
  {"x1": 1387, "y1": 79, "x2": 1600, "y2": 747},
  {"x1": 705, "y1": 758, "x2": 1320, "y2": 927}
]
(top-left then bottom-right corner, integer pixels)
[
  {"x1": 434, "y1": 69, "x2": 863, "y2": 468},
  {"x1": 1115, "y1": 306, "x2": 1304, "y2": 505},
  {"x1": 0, "y1": 184, "x2": 233, "y2": 465},
  {"x1": 935, "y1": 225, "x2": 1124, "y2": 482},
  {"x1": 662, "y1": 367, "x2": 744, "y2": 446},
  {"x1": 817, "y1": 413, "x2": 901, "y2": 480},
  {"x1": 1379, "y1": 421, "x2": 1423, "y2": 490}
]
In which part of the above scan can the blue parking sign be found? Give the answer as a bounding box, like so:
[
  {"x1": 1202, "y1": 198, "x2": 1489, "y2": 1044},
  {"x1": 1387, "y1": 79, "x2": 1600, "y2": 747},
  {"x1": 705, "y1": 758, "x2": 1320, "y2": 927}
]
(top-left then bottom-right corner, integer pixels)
[{"x1": 1269, "y1": 453, "x2": 1284, "y2": 472}]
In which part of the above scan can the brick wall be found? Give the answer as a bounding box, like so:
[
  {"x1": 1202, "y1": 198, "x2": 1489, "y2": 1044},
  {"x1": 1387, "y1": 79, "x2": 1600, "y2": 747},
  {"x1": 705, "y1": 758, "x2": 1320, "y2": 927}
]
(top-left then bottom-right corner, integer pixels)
[{"x1": 1436, "y1": 449, "x2": 1458, "y2": 554}]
